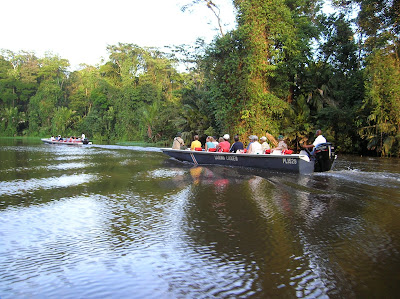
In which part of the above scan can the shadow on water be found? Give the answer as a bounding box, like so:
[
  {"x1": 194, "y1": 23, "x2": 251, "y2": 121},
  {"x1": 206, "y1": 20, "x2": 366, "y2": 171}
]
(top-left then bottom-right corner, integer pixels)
[
  {"x1": 1, "y1": 140, "x2": 400, "y2": 298},
  {"x1": 163, "y1": 162, "x2": 400, "y2": 297}
]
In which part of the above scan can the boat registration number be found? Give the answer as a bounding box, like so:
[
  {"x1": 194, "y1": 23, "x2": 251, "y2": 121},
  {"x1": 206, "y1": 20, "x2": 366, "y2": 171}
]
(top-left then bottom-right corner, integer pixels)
[
  {"x1": 215, "y1": 155, "x2": 238, "y2": 162},
  {"x1": 283, "y1": 158, "x2": 297, "y2": 165}
]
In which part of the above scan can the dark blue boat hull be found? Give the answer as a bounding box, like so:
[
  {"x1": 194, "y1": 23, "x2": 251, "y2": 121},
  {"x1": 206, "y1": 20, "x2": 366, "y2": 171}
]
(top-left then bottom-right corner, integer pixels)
[{"x1": 161, "y1": 149, "x2": 316, "y2": 174}]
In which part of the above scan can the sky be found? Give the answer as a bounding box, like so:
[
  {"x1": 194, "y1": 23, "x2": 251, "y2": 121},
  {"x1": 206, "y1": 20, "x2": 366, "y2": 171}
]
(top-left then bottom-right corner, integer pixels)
[{"x1": 1, "y1": 0, "x2": 237, "y2": 70}]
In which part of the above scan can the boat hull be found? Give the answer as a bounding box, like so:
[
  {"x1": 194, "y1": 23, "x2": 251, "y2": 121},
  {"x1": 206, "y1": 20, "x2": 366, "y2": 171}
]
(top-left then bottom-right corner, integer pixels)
[
  {"x1": 41, "y1": 138, "x2": 92, "y2": 145},
  {"x1": 161, "y1": 149, "x2": 315, "y2": 174}
]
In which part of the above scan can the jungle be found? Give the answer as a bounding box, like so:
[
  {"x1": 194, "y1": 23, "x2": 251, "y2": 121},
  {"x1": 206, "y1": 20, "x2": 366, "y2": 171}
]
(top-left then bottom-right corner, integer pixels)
[{"x1": 0, "y1": 0, "x2": 399, "y2": 156}]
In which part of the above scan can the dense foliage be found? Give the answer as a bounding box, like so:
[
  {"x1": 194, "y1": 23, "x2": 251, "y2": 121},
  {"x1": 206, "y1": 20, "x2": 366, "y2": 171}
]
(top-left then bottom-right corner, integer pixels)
[{"x1": 1, "y1": 0, "x2": 399, "y2": 156}]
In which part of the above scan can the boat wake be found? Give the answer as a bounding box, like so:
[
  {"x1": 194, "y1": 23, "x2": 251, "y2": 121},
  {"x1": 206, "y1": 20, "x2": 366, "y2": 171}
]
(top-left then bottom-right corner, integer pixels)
[
  {"x1": 91, "y1": 144, "x2": 162, "y2": 152},
  {"x1": 316, "y1": 169, "x2": 400, "y2": 188}
]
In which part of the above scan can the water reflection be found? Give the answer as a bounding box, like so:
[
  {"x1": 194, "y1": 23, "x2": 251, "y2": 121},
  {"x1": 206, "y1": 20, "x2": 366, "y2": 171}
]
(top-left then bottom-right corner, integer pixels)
[
  {"x1": 1, "y1": 140, "x2": 400, "y2": 298},
  {"x1": 0, "y1": 174, "x2": 97, "y2": 196},
  {"x1": 178, "y1": 165, "x2": 400, "y2": 297}
]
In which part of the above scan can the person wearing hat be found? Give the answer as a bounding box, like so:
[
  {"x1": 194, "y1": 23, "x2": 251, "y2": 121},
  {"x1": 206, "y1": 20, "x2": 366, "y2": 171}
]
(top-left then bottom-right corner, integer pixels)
[
  {"x1": 246, "y1": 135, "x2": 254, "y2": 151},
  {"x1": 247, "y1": 135, "x2": 263, "y2": 154},
  {"x1": 271, "y1": 135, "x2": 288, "y2": 154},
  {"x1": 172, "y1": 132, "x2": 185, "y2": 149},
  {"x1": 260, "y1": 136, "x2": 270, "y2": 152},
  {"x1": 216, "y1": 134, "x2": 231, "y2": 152}
]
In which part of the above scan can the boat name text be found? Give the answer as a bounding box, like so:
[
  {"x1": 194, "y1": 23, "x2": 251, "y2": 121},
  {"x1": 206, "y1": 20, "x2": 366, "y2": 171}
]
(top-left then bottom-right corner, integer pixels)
[
  {"x1": 283, "y1": 158, "x2": 297, "y2": 165},
  {"x1": 215, "y1": 155, "x2": 238, "y2": 162}
]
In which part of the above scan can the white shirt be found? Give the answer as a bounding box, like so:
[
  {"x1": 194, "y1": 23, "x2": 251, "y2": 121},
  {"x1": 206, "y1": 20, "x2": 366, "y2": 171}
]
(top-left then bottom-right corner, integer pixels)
[
  {"x1": 313, "y1": 135, "x2": 326, "y2": 147},
  {"x1": 249, "y1": 141, "x2": 263, "y2": 154},
  {"x1": 261, "y1": 142, "x2": 270, "y2": 151}
]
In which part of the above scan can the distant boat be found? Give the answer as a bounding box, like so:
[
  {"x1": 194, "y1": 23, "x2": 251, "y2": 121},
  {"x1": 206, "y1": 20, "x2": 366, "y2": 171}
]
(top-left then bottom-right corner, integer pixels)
[
  {"x1": 161, "y1": 143, "x2": 336, "y2": 174},
  {"x1": 41, "y1": 138, "x2": 92, "y2": 145}
]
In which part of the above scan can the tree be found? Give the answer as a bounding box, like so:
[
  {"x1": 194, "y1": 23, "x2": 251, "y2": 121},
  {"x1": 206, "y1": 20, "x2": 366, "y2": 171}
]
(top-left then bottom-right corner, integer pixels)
[
  {"x1": 202, "y1": 0, "x2": 316, "y2": 139},
  {"x1": 26, "y1": 53, "x2": 69, "y2": 135},
  {"x1": 360, "y1": 49, "x2": 400, "y2": 156},
  {"x1": 52, "y1": 107, "x2": 77, "y2": 136},
  {"x1": 181, "y1": 0, "x2": 227, "y2": 36},
  {"x1": 298, "y1": 13, "x2": 364, "y2": 153},
  {"x1": 0, "y1": 106, "x2": 20, "y2": 136}
]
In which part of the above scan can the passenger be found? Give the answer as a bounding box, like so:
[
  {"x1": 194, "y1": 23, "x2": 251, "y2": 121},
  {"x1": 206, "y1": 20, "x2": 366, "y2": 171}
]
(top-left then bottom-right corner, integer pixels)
[
  {"x1": 211, "y1": 136, "x2": 219, "y2": 147},
  {"x1": 50, "y1": 136, "x2": 56, "y2": 141},
  {"x1": 302, "y1": 129, "x2": 327, "y2": 153},
  {"x1": 205, "y1": 136, "x2": 217, "y2": 151},
  {"x1": 82, "y1": 133, "x2": 86, "y2": 140},
  {"x1": 190, "y1": 135, "x2": 202, "y2": 150},
  {"x1": 217, "y1": 134, "x2": 230, "y2": 152},
  {"x1": 246, "y1": 135, "x2": 254, "y2": 151},
  {"x1": 271, "y1": 135, "x2": 288, "y2": 154},
  {"x1": 247, "y1": 135, "x2": 263, "y2": 154},
  {"x1": 172, "y1": 132, "x2": 185, "y2": 149},
  {"x1": 230, "y1": 135, "x2": 244, "y2": 153},
  {"x1": 260, "y1": 136, "x2": 270, "y2": 152}
]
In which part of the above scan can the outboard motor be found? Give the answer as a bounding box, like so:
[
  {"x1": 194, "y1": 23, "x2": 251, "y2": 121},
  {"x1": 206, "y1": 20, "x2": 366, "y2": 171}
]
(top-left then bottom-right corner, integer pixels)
[{"x1": 313, "y1": 143, "x2": 336, "y2": 172}]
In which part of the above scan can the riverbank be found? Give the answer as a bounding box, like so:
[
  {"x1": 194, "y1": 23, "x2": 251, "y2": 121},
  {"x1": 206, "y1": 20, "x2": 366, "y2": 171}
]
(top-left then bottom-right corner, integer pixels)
[{"x1": 0, "y1": 137, "x2": 167, "y2": 148}]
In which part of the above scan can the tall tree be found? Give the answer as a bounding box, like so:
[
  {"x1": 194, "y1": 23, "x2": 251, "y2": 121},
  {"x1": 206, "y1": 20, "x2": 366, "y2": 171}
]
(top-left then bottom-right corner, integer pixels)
[
  {"x1": 181, "y1": 0, "x2": 227, "y2": 36},
  {"x1": 28, "y1": 54, "x2": 69, "y2": 135},
  {"x1": 332, "y1": 0, "x2": 400, "y2": 155},
  {"x1": 360, "y1": 49, "x2": 400, "y2": 156},
  {"x1": 202, "y1": 0, "x2": 321, "y2": 138},
  {"x1": 297, "y1": 13, "x2": 364, "y2": 152}
]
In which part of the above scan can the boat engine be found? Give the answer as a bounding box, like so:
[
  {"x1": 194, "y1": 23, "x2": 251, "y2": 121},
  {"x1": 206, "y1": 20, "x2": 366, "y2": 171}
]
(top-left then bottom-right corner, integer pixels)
[{"x1": 313, "y1": 142, "x2": 336, "y2": 172}]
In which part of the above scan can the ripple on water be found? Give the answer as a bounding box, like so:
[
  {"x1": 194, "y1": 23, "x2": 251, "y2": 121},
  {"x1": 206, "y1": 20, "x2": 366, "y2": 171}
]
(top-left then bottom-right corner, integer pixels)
[
  {"x1": 0, "y1": 195, "x2": 118, "y2": 297},
  {"x1": 46, "y1": 162, "x2": 91, "y2": 170},
  {"x1": 147, "y1": 168, "x2": 186, "y2": 179},
  {"x1": 316, "y1": 169, "x2": 400, "y2": 188},
  {"x1": 0, "y1": 174, "x2": 97, "y2": 196},
  {"x1": 0, "y1": 162, "x2": 93, "y2": 175}
]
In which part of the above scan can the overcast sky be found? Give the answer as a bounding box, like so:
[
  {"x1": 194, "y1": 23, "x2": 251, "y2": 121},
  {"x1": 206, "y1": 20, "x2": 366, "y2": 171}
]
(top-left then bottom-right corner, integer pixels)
[{"x1": 1, "y1": 0, "x2": 236, "y2": 70}]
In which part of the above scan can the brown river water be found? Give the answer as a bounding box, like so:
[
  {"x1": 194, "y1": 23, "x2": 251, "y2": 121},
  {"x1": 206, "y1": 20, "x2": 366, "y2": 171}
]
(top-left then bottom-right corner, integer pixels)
[{"x1": 0, "y1": 138, "x2": 399, "y2": 298}]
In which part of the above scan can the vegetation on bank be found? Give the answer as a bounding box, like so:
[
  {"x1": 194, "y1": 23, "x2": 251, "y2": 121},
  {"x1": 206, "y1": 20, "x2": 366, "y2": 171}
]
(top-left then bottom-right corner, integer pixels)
[{"x1": 1, "y1": 0, "x2": 399, "y2": 156}]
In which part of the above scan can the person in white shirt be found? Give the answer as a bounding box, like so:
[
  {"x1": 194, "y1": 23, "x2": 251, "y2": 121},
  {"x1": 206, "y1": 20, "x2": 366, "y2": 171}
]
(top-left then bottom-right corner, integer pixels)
[
  {"x1": 260, "y1": 136, "x2": 270, "y2": 152},
  {"x1": 247, "y1": 135, "x2": 263, "y2": 154},
  {"x1": 313, "y1": 130, "x2": 327, "y2": 147},
  {"x1": 303, "y1": 129, "x2": 327, "y2": 152}
]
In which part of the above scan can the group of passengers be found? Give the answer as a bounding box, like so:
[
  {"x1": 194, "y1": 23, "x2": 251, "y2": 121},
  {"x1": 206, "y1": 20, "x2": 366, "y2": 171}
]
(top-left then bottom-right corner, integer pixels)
[
  {"x1": 172, "y1": 132, "x2": 290, "y2": 154},
  {"x1": 50, "y1": 133, "x2": 86, "y2": 142},
  {"x1": 172, "y1": 130, "x2": 326, "y2": 155}
]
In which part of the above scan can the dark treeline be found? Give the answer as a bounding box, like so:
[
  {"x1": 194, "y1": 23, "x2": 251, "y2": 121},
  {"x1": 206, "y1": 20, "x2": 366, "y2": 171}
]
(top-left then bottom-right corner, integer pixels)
[{"x1": 1, "y1": 0, "x2": 399, "y2": 156}]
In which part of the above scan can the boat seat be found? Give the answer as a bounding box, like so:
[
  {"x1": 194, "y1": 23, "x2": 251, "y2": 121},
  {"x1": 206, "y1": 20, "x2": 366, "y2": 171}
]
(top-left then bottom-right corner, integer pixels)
[
  {"x1": 208, "y1": 148, "x2": 216, "y2": 152},
  {"x1": 195, "y1": 147, "x2": 203, "y2": 151}
]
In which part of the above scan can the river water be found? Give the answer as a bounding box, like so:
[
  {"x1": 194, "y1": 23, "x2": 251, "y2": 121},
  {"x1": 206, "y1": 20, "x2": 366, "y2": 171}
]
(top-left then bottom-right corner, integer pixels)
[{"x1": 0, "y1": 138, "x2": 399, "y2": 298}]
